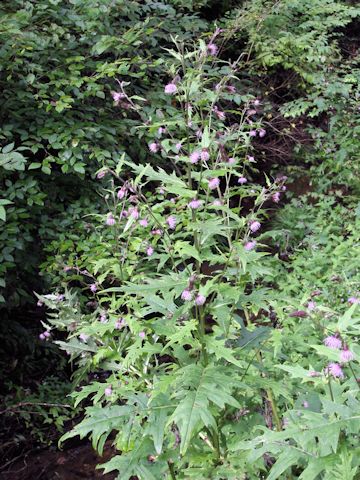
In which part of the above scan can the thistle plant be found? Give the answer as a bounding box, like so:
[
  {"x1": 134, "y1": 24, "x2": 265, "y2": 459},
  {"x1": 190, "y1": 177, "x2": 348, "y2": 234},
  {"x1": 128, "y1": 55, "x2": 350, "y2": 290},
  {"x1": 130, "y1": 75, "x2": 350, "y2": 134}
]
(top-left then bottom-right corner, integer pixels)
[{"x1": 40, "y1": 35, "x2": 287, "y2": 479}]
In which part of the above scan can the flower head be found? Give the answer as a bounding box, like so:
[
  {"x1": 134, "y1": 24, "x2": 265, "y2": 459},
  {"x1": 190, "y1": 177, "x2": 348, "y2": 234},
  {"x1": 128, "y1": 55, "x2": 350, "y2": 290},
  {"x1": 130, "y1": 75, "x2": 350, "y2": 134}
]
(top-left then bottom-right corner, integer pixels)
[
  {"x1": 207, "y1": 43, "x2": 218, "y2": 55},
  {"x1": 324, "y1": 335, "x2": 342, "y2": 349},
  {"x1": 117, "y1": 186, "x2": 127, "y2": 199},
  {"x1": 112, "y1": 91, "x2": 125, "y2": 102},
  {"x1": 340, "y1": 348, "x2": 355, "y2": 363},
  {"x1": 97, "y1": 170, "x2": 106, "y2": 179},
  {"x1": 307, "y1": 301, "x2": 316, "y2": 311},
  {"x1": 244, "y1": 240, "x2": 257, "y2": 251},
  {"x1": 238, "y1": 176, "x2": 247, "y2": 184},
  {"x1": 146, "y1": 246, "x2": 154, "y2": 257},
  {"x1": 100, "y1": 314, "x2": 107, "y2": 324},
  {"x1": 139, "y1": 331, "x2": 146, "y2": 339},
  {"x1": 189, "y1": 151, "x2": 200, "y2": 164},
  {"x1": 250, "y1": 220, "x2": 261, "y2": 233},
  {"x1": 272, "y1": 192, "x2": 281, "y2": 203},
  {"x1": 249, "y1": 130, "x2": 257, "y2": 137},
  {"x1": 348, "y1": 296, "x2": 360, "y2": 304},
  {"x1": 188, "y1": 199, "x2": 202, "y2": 209},
  {"x1": 228, "y1": 157, "x2": 236, "y2": 165},
  {"x1": 39, "y1": 333, "x2": 45, "y2": 340},
  {"x1": 200, "y1": 149, "x2": 210, "y2": 162},
  {"x1": 164, "y1": 83, "x2": 177, "y2": 94},
  {"x1": 258, "y1": 128, "x2": 266, "y2": 138},
  {"x1": 151, "y1": 228, "x2": 162, "y2": 236},
  {"x1": 79, "y1": 333, "x2": 89, "y2": 342},
  {"x1": 149, "y1": 142, "x2": 159, "y2": 153},
  {"x1": 213, "y1": 199, "x2": 222, "y2": 206},
  {"x1": 129, "y1": 207, "x2": 139, "y2": 219},
  {"x1": 181, "y1": 289, "x2": 193, "y2": 301},
  {"x1": 106, "y1": 214, "x2": 116, "y2": 226},
  {"x1": 175, "y1": 142, "x2": 182, "y2": 152},
  {"x1": 208, "y1": 178, "x2": 220, "y2": 190},
  {"x1": 166, "y1": 216, "x2": 177, "y2": 230},
  {"x1": 139, "y1": 218, "x2": 148, "y2": 227},
  {"x1": 213, "y1": 106, "x2": 225, "y2": 120},
  {"x1": 90, "y1": 283, "x2": 97, "y2": 293},
  {"x1": 115, "y1": 317, "x2": 125, "y2": 329},
  {"x1": 104, "y1": 386, "x2": 112, "y2": 397},
  {"x1": 326, "y1": 362, "x2": 344, "y2": 379},
  {"x1": 247, "y1": 155, "x2": 255, "y2": 162},
  {"x1": 195, "y1": 294, "x2": 206, "y2": 306}
]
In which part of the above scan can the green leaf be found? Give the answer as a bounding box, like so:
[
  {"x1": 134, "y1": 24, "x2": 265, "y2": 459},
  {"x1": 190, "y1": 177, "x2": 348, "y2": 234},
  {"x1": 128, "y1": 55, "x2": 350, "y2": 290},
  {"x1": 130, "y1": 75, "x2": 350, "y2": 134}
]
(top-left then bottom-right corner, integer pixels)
[
  {"x1": 0, "y1": 206, "x2": 6, "y2": 222},
  {"x1": 61, "y1": 405, "x2": 134, "y2": 454}
]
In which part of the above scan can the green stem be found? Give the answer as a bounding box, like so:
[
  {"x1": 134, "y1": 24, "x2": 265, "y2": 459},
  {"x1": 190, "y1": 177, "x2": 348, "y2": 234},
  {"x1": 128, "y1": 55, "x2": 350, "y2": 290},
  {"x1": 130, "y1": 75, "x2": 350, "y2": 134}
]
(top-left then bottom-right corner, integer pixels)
[
  {"x1": 256, "y1": 352, "x2": 282, "y2": 431},
  {"x1": 328, "y1": 376, "x2": 335, "y2": 402},
  {"x1": 167, "y1": 461, "x2": 177, "y2": 480},
  {"x1": 348, "y1": 362, "x2": 360, "y2": 390}
]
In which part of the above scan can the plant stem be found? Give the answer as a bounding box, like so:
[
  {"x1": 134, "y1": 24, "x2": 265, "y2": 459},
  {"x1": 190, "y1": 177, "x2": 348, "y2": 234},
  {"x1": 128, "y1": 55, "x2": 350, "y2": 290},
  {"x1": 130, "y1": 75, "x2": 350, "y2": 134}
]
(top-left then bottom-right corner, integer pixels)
[
  {"x1": 256, "y1": 352, "x2": 282, "y2": 431},
  {"x1": 348, "y1": 362, "x2": 360, "y2": 390},
  {"x1": 167, "y1": 461, "x2": 177, "y2": 480}
]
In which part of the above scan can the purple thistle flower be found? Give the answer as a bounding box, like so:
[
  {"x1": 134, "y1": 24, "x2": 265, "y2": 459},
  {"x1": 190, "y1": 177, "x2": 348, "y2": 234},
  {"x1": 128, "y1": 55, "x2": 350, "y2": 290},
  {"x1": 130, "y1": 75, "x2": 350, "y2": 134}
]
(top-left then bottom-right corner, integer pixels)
[
  {"x1": 112, "y1": 91, "x2": 125, "y2": 102},
  {"x1": 226, "y1": 85, "x2": 236, "y2": 93},
  {"x1": 258, "y1": 128, "x2": 266, "y2": 138},
  {"x1": 181, "y1": 289, "x2": 193, "y2": 301},
  {"x1": 117, "y1": 186, "x2": 127, "y2": 199},
  {"x1": 348, "y1": 296, "x2": 360, "y2": 304},
  {"x1": 201, "y1": 149, "x2": 210, "y2": 162},
  {"x1": 139, "y1": 218, "x2": 148, "y2": 227},
  {"x1": 213, "y1": 106, "x2": 225, "y2": 120},
  {"x1": 272, "y1": 192, "x2": 281, "y2": 203},
  {"x1": 189, "y1": 151, "x2": 200, "y2": 164},
  {"x1": 139, "y1": 331, "x2": 146, "y2": 339},
  {"x1": 39, "y1": 333, "x2": 46, "y2": 340},
  {"x1": 302, "y1": 401, "x2": 309, "y2": 408},
  {"x1": 207, "y1": 43, "x2": 218, "y2": 55},
  {"x1": 195, "y1": 294, "x2": 206, "y2": 306},
  {"x1": 164, "y1": 83, "x2": 177, "y2": 94},
  {"x1": 129, "y1": 207, "x2": 139, "y2": 219},
  {"x1": 115, "y1": 317, "x2": 125, "y2": 329},
  {"x1": 249, "y1": 130, "x2": 257, "y2": 137},
  {"x1": 106, "y1": 214, "x2": 116, "y2": 226},
  {"x1": 151, "y1": 228, "x2": 162, "y2": 236},
  {"x1": 213, "y1": 199, "x2": 222, "y2": 206},
  {"x1": 324, "y1": 335, "x2": 342, "y2": 349},
  {"x1": 90, "y1": 283, "x2": 97, "y2": 293},
  {"x1": 158, "y1": 127, "x2": 165, "y2": 136},
  {"x1": 208, "y1": 178, "x2": 220, "y2": 190},
  {"x1": 104, "y1": 386, "x2": 112, "y2": 397},
  {"x1": 188, "y1": 199, "x2": 202, "y2": 209},
  {"x1": 340, "y1": 348, "x2": 355, "y2": 363},
  {"x1": 326, "y1": 362, "x2": 344, "y2": 379},
  {"x1": 228, "y1": 157, "x2": 236, "y2": 164},
  {"x1": 307, "y1": 301, "x2": 316, "y2": 311},
  {"x1": 166, "y1": 216, "x2": 177, "y2": 230},
  {"x1": 308, "y1": 370, "x2": 321, "y2": 377},
  {"x1": 244, "y1": 240, "x2": 257, "y2": 251},
  {"x1": 37, "y1": 300, "x2": 44, "y2": 307},
  {"x1": 79, "y1": 333, "x2": 89, "y2": 342},
  {"x1": 254, "y1": 99, "x2": 260, "y2": 106},
  {"x1": 146, "y1": 246, "x2": 154, "y2": 257},
  {"x1": 97, "y1": 170, "x2": 106, "y2": 179},
  {"x1": 238, "y1": 176, "x2": 247, "y2": 184},
  {"x1": 249, "y1": 220, "x2": 261, "y2": 233},
  {"x1": 149, "y1": 142, "x2": 159, "y2": 153},
  {"x1": 100, "y1": 314, "x2": 107, "y2": 324},
  {"x1": 43, "y1": 331, "x2": 51, "y2": 338},
  {"x1": 175, "y1": 142, "x2": 182, "y2": 152},
  {"x1": 247, "y1": 155, "x2": 255, "y2": 162}
]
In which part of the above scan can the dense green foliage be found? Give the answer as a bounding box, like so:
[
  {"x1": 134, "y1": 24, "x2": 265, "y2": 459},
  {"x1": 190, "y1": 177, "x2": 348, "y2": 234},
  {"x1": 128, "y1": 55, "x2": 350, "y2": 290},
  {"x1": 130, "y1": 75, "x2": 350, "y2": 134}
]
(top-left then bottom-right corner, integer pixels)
[{"x1": 1, "y1": 0, "x2": 360, "y2": 478}]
